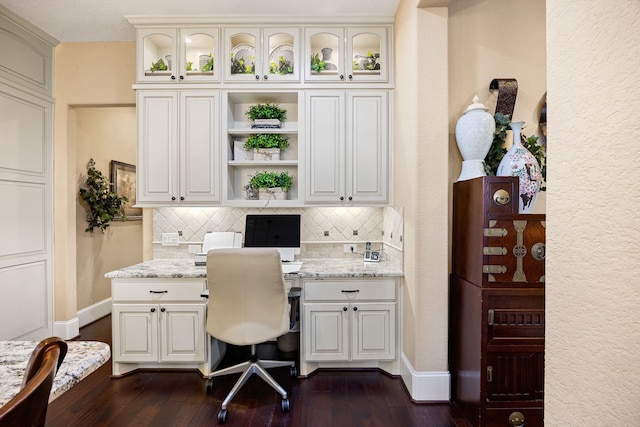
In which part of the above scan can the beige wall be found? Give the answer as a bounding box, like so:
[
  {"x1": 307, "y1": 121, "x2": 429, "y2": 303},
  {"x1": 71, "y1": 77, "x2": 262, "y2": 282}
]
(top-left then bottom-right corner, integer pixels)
[
  {"x1": 54, "y1": 42, "x2": 138, "y2": 321},
  {"x1": 449, "y1": 0, "x2": 547, "y2": 212},
  {"x1": 546, "y1": 1, "x2": 640, "y2": 424},
  {"x1": 395, "y1": 0, "x2": 450, "y2": 376},
  {"x1": 75, "y1": 107, "x2": 141, "y2": 310}
]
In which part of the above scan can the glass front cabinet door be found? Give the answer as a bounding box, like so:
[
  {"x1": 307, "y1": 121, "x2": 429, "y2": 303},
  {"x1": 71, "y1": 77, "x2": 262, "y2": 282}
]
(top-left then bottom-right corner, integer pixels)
[
  {"x1": 306, "y1": 27, "x2": 388, "y2": 83},
  {"x1": 138, "y1": 28, "x2": 219, "y2": 83},
  {"x1": 225, "y1": 27, "x2": 299, "y2": 83}
]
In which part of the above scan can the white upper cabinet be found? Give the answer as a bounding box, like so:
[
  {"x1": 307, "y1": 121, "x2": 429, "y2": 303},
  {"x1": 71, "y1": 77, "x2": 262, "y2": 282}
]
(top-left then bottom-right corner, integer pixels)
[
  {"x1": 224, "y1": 27, "x2": 300, "y2": 83},
  {"x1": 305, "y1": 26, "x2": 389, "y2": 83},
  {"x1": 137, "y1": 28, "x2": 220, "y2": 83},
  {"x1": 137, "y1": 90, "x2": 220, "y2": 205},
  {"x1": 305, "y1": 90, "x2": 389, "y2": 204}
]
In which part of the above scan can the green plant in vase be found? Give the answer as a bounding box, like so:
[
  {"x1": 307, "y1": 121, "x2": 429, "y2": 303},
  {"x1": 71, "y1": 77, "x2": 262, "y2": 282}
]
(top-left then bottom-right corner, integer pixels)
[
  {"x1": 245, "y1": 103, "x2": 287, "y2": 122},
  {"x1": 310, "y1": 53, "x2": 327, "y2": 73},
  {"x1": 244, "y1": 134, "x2": 290, "y2": 151},
  {"x1": 201, "y1": 53, "x2": 214, "y2": 72},
  {"x1": 150, "y1": 58, "x2": 168, "y2": 71},
  {"x1": 270, "y1": 55, "x2": 293, "y2": 75},
  {"x1": 248, "y1": 170, "x2": 294, "y2": 192},
  {"x1": 230, "y1": 54, "x2": 254, "y2": 74}
]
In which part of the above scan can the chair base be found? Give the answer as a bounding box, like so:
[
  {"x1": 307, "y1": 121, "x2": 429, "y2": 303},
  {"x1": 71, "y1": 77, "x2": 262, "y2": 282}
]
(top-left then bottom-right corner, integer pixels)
[{"x1": 206, "y1": 344, "x2": 295, "y2": 411}]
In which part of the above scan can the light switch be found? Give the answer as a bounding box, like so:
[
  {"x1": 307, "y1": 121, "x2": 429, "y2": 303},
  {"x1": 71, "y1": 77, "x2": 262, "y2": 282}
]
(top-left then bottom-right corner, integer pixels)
[{"x1": 161, "y1": 232, "x2": 180, "y2": 246}]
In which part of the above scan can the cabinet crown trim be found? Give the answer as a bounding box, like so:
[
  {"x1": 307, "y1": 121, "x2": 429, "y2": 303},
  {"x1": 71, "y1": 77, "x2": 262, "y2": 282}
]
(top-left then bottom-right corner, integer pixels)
[{"x1": 126, "y1": 15, "x2": 395, "y2": 26}]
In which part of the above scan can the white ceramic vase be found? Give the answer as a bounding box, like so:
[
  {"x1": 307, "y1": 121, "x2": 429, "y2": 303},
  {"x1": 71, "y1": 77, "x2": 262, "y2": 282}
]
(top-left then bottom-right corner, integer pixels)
[
  {"x1": 455, "y1": 95, "x2": 496, "y2": 181},
  {"x1": 497, "y1": 121, "x2": 542, "y2": 213}
]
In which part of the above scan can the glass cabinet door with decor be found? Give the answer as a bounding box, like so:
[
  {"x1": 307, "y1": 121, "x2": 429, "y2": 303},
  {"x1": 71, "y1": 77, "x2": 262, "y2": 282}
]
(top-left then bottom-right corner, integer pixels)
[
  {"x1": 224, "y1": 27, "x2": 299, "y2": 83},
  {"x1": 305, "y1": 26, "x2": 388, "y2": 83},
  {"x1": 137, "y1": 28, "x2": 219, "y2": 83}
]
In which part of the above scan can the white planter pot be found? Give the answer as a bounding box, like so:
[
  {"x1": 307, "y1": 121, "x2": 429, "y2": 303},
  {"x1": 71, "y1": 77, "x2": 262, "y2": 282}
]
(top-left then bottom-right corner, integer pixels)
[
  {"x1": 254, "y1": 148, "x2": 281, "y2": 161},
  {"x1": 258, "y1": 187, "x2": 288, "y2": 200},
  {"x1": 234, "y1": 141, "x2": 253, "y2": 160},
  {"x1": 252, "y1": 119, "x2": 282, "y2": 129}
]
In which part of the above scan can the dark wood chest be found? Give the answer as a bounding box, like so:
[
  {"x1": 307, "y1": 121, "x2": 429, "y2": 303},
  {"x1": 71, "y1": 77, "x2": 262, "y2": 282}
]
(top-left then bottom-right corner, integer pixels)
[{"x1": 450, "y1": 176, "x2": 545, "y2": 427}]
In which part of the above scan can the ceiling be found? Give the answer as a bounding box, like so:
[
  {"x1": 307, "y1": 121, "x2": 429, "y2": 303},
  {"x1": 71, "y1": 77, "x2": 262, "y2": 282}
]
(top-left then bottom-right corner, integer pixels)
[{"x1": 0, "y1": 0, "x2": 399, "y2": 42}]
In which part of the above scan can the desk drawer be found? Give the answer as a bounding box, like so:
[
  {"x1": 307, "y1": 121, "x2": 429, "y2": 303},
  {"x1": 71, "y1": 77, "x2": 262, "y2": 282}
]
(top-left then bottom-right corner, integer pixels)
[
  {"x1": 304, "y1": 279, "x2": 396, "y2": 301},
  {"x1": 112, "y1": 279, "x2": 206, "y2": 302}
]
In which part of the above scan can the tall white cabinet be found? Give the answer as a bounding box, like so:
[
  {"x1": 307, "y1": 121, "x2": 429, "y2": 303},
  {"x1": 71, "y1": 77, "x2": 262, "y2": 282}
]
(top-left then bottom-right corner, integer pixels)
[{"x1": 0, "y1": 6, "x2": 57, "y2": 340}]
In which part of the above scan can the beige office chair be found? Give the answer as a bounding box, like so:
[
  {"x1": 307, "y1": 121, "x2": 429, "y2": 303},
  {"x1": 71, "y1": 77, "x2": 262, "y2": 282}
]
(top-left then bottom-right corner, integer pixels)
[
  {"x1": 0, "y1": 337, "x2": 68, "y2": 427},
  {"x1": 205, "y1": 248, "x2": 296, "y2": 424}
]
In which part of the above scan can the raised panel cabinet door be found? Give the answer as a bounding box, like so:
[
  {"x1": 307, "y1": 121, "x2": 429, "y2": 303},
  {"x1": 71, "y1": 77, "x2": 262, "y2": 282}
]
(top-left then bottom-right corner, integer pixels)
[
  {"x1": 112, "y1": 304, "x2": 159, "y2": 363},
  {"x1": 304, "y1": 91, "x2": 345, "y2": 203},
  {"x1": 179, "y1": 91, "x2": 220, "y2": 202},
  {"x1": 351, "y1": 302, "x2": 395, "y2": 360},
  {"x1": 347, "y1": 91, "x2": 388, "y2": 203},
  {"x1": 137, "y1": 91, "x2": 179, "y2": 203},
  {"x1": 159, "y1": 304, "x2": 206, "y2": 362},
  {"x1": 303, "y1": 303, "x2": 349, "y2": 361}
]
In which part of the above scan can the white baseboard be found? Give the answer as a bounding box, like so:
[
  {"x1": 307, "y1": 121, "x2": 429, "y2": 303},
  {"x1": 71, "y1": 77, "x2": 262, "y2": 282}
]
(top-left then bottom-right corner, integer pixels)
[
  {"x1": 77, "y1": 297, "x2": 112, "y2": 328},
  {"x1": 400, "y1": 352, "x2": 450, "y2": 402},
  {"x1": 53, "y1": 317, "x2": 79, "y2": 340},
  {"x1": 54, "y1": 298, "x2": 112, "y2": 339}
]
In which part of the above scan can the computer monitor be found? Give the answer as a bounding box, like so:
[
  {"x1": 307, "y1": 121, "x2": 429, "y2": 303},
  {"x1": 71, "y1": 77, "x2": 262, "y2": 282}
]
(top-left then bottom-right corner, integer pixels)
[{"x1": 244, "y1": 214, "x2": 301, "y2": 261}]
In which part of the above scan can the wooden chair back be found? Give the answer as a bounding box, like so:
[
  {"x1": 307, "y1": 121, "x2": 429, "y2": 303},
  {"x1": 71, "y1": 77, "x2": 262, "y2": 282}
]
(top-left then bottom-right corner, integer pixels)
[{"x1": 0, "y1": 337, "x2": 68, "y2": 427}]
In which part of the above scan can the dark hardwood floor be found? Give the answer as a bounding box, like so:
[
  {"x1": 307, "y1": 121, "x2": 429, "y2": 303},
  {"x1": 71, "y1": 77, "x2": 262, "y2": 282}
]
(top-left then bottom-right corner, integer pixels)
[{"x1": 46, "y1": 315, "x2": 470, "y2": 427}]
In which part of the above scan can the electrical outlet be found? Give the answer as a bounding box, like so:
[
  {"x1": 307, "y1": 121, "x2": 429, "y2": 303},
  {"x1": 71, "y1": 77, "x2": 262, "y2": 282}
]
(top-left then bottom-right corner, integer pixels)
[
  {"x1": 344, "y1": 244, "x2": 355, "y2": 253},
  {"x1": 161, "y1": 232, "x2": 180, "y2": 246}
]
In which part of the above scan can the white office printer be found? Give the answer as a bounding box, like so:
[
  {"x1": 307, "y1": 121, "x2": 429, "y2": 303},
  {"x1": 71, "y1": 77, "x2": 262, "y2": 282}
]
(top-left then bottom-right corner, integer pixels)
[{"x1": 194, "y1": 232, "x2": 243, "y2": 266}]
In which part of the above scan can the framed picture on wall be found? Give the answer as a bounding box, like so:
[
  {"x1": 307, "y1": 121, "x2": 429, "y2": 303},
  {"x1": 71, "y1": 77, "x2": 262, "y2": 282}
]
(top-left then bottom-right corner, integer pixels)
[{"x1": 110, "y1": 160, "x2": 142, "y2": 220}]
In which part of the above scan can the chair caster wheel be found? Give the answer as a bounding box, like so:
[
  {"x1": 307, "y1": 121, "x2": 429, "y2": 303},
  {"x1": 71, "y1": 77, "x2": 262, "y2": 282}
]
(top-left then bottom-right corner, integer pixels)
[
  {"x1": 206, "y1": 378, "x2": 214, "y2": 393},
  {"x1": 217, "y1": 409, "x2": 227, "y2": 423},
  {"x1": 281, "y1": 398, "x2": 290, "y2": 412},
  {"x1": 290, "y1": 366, "x2": 298, "y2": 377}
]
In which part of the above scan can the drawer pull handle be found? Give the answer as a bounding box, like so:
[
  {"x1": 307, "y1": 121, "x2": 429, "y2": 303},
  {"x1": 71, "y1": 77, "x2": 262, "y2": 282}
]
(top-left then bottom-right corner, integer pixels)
[
  {"x1": 509, "y1": 411, "x2": 525, "y2": 427},
  {"x1": 149, "y1": 290, "x2": 168, "y2": 294},
  {"x1": 150, "y1": 308, "x2": 156, "y2": 313},
  {"x1": 341, "y1": 290, "x2": 360, "y2": 293}
]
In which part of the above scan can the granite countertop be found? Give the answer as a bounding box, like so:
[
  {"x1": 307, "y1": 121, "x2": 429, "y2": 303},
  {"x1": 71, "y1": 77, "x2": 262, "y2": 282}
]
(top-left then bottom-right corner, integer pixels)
[
  {"x1": 105, "y1": 258, "x2": 403, "y2": 279},
  {"x1": 0, "y1": 340, "x2": 111, "y2": 407}
]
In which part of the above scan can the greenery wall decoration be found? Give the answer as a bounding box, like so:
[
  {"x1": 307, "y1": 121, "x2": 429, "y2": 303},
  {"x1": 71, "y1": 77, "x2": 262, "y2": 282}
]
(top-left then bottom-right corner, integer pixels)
[
  {"x1": 484, "y1": 113, "x2": 547, "y2": 191},
  {"x1": 79, "y1": 159, "x2": 128, "y2": 233}
]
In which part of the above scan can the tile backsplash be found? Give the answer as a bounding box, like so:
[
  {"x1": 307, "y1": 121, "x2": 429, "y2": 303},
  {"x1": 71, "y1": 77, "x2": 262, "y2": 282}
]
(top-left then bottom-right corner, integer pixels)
[{"x1": 152, "y1": 206, "x2": 403, "y2": 267}]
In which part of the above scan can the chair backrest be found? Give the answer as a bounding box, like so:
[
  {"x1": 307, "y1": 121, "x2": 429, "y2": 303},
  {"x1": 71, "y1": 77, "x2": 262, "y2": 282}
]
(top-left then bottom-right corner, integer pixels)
[
  {"x1": 0, "y1": 337, "x2": 68, "y2": 427},
  {"x1": 206, "y1": 248, "x2": 289, "y2": 346}
]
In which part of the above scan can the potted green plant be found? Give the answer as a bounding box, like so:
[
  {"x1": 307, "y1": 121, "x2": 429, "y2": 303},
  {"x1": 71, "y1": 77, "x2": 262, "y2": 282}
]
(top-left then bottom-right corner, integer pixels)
[
  {"x1": 246, "y1": 103, "x2": 287, "y2": 129},
  {"x1": 310, "y1": 53, "x2": 327, "y2": 73},
  {"x1": 244, "y1": 134, "x2": 290, "y2": 160},
  {"x1": 247, "y1": 170, "x2": 293, "y2": 200}
]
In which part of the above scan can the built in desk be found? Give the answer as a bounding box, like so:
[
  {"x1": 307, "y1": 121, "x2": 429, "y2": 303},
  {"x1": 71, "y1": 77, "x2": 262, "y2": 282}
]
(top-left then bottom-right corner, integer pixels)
[{"x1": 106, "y1": 258, "x2": 403, "y2": 377}]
